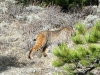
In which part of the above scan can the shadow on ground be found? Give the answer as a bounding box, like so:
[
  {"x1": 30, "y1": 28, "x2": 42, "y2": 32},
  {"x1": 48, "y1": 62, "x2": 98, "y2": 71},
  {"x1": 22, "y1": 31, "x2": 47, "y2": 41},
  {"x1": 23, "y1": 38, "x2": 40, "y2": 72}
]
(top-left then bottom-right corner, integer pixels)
[{"x1": 0, "y1": 56, "x2": 27, "y2": 73}]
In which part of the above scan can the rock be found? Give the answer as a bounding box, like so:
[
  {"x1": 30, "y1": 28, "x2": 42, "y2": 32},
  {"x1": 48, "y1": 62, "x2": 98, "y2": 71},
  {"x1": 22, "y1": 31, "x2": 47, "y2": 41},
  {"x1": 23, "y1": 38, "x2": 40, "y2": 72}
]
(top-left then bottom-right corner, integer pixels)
[
  {"x1": 83, "y1": 6, "x2": 98, "y2": 16},
  {"x1": 84, "y1": 15, "x2": 99, "y2": 29},
  {"x1": 26, "y1": 14, "x2": 40, "y2": 24}
]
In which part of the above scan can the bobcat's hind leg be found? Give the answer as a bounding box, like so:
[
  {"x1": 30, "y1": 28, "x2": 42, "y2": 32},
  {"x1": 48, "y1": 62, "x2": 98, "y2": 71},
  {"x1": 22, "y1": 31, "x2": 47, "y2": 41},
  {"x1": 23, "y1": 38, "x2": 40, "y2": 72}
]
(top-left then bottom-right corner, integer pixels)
[
  {"x1": 29, "y1": 33, "x2": 47, "y2": 59},
  {"x1": 42, "y1": 45, "x2": 48, "y2": 57}
]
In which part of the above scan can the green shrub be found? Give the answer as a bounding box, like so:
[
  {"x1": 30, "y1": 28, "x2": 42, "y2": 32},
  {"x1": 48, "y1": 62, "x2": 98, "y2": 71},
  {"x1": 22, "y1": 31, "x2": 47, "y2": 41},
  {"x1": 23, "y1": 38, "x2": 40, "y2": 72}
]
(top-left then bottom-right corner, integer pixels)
[
  {"x1": 72, "y1": 34, "x2": 85, "y2": 44},
  {"x1": 72, "y1": 23, "x2": 86, "y2": 44},
  {"x1": 16, "y1": 0, "x2": 29, "y2": 5},
  {"x1": 86, "y1": 21, "x2": 100, "y2": 43},
  {"x1": 80, "y1": 59, "x2": 90, "y2": 67},
  {"x1": 75, "y1": 23, "x2": 86, "y2": 35},
  {"x1": 52, "y1": 59, "x2": 65, "y2": 67},
  {"x1": 15, "y1": 0, "x2": 87, "y2": 9},
  {"x1": 52, "y1": 21, "x2": 100, "y2": 75}
]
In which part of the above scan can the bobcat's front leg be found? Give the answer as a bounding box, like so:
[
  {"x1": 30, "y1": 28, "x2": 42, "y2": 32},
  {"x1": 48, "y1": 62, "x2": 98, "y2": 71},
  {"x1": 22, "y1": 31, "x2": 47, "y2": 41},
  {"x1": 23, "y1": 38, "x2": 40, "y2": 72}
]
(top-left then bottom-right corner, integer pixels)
[{"x1": 29, "y1": 49, "x2": 34, "y2": 59}]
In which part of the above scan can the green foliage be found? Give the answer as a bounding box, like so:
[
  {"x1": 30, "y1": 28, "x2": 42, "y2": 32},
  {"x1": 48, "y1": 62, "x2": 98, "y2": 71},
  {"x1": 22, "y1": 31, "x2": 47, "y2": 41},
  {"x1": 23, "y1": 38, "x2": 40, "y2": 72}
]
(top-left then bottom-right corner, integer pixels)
[
  {"x1": 80, "y1": 59, "x2": 90, "y2": 66},
  {"x1": 89, "y1": 44, "x2": 100, "y2": 53},
  {"x1": 72, "y1": 34, "x2": 85, "y2": 44},
  {"x1": 72, "y1": 23, "x2": 86, "y2": 44},
  {"x1": 52, "y1": 43, "x2": 69, "y2": 58},
  {"x1": 86, "y1": 34, "x2": 98, "y2": 43},
  {"x1": 75, "y1": 23, "x2": 86, "y2": 35},
  {"x1": 15, "y1": 0, "x2": 98, "y2": 10},
  {"x1": 91, "y1": 21, "x2": 100, "y2": 39},
  {"x1": 95, "y1": 21, "x2": 100, "y2": 31},
  {"x1": 52, "y1": 21, "x2": 100, "y2": 75},
  {"x1": 64, "y1": 64, "x2": 76, "y2": 72},
  {"x1": 15, "y1": 0, "x2": 88, "y2": 9},
  {"x1": 52, "y1": 59, "x2": 65, "y2": 67},
  {"x1": 86, "y1": 21, "x2": 100, "y2": 43},
  {"x1": 76, "y1": 46, "x2": 89, "y2": 58},
  {"x1": 16, "y1": 0, "x2": 29, "y2": 5}
]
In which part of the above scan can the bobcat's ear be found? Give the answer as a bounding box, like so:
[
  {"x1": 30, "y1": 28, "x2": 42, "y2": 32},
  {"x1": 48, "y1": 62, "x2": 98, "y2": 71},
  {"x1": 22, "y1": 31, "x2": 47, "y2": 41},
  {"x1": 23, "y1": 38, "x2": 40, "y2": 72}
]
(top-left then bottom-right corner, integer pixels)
[
  {"x1": 70, "y1": 25, "x2": 76, "y2": 31},
  {"x1": 70, "y1": 25, "x2": 76, "y2": 36}
]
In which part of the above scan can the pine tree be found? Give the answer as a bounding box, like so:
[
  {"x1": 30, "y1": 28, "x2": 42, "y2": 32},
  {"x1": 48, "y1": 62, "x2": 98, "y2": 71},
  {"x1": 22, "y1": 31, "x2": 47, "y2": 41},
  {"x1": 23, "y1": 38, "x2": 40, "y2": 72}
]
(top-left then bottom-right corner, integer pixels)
[{"x1": 52, "y1": 21, "x2": 100, "y2": 75}]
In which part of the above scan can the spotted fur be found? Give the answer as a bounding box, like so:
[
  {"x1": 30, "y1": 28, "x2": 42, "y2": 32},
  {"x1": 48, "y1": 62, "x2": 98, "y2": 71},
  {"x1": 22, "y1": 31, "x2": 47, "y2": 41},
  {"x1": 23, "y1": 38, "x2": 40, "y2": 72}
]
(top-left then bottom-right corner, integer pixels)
[{"x1": 29, "y1": 26, "x2": 75, "y2": 59}]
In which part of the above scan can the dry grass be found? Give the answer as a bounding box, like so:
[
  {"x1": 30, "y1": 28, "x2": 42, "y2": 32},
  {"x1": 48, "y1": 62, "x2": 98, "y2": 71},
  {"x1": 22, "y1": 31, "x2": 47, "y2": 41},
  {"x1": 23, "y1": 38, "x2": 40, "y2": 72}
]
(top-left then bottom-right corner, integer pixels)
[{"x1": 0, "y1": 0, "x2": 99, "y2": 75}]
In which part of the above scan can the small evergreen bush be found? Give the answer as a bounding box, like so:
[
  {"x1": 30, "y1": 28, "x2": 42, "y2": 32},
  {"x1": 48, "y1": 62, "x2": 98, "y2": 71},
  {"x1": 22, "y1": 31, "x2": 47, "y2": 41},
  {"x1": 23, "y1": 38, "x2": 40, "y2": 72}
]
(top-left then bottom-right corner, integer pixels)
[
  {"x1": 86, "y1": 21, "x2": 100, "y2": 43},
  {"x1": 52, "y1": 21, "x2": 100, "y2": 75}
]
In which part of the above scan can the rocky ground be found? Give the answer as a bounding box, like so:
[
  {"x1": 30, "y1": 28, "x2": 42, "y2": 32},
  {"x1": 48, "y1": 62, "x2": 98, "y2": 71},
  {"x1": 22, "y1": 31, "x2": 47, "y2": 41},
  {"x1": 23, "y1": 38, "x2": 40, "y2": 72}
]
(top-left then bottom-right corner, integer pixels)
[{"x1": 0, "y1": 0, "x2": 100, "y2": 75}]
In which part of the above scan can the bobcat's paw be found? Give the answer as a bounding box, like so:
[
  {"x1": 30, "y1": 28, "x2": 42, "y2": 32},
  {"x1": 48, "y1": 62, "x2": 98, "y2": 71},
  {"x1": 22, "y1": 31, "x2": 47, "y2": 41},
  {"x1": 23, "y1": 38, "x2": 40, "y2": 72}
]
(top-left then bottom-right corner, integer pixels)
[
  {"x1": 43, "y1": 54, "x2": 47, "y2": 57},
  {"x1": 28, "y1": 55, "x2": 33, "y2": 59}
]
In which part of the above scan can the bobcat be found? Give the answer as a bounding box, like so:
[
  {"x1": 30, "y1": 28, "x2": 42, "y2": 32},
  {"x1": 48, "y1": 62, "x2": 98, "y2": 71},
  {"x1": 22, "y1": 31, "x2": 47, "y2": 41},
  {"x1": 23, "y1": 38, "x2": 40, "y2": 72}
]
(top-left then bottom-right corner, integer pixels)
[{"x1": 29, "y1": 26, "x2": 75, "y2": 59}]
